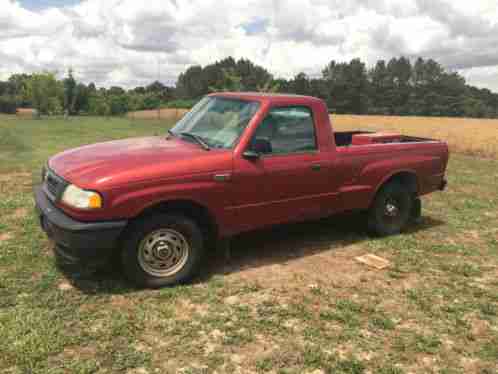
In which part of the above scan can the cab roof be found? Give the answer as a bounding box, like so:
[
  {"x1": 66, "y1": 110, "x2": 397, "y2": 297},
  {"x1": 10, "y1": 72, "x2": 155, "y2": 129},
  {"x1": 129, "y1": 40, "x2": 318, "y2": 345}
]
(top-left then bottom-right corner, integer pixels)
[{"x1": 208, "y1": 92, "x2": 324, "y2": 105}]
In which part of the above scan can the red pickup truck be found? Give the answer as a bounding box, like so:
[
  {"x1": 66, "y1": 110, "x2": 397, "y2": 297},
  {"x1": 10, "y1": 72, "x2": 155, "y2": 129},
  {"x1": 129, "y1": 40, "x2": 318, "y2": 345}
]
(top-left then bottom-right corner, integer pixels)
[{"x1": 35, "y1": 93, "x2": 448, "y2": 287}]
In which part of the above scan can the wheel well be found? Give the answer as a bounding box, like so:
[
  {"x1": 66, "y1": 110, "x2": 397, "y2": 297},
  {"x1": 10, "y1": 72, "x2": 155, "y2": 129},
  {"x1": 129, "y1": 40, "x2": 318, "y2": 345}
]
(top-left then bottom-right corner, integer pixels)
[
  {"x1": 381, "y1": 172, "x2": 419, "y2": 197},
  {"x1": 133, "y1": 200, "x2": 219, "y2": 247}
]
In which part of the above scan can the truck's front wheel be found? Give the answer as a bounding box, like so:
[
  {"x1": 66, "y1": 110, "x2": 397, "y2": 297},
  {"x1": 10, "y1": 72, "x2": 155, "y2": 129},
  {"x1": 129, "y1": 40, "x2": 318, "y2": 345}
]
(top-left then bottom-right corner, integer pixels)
[{"x1": 121, "y1": 214, "x2": 204, "y2": 288}]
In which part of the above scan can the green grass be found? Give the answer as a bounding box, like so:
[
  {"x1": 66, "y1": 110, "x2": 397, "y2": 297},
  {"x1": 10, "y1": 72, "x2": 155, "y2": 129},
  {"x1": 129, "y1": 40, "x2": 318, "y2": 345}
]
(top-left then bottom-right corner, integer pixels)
[{"x1": 1, "y1": 116, "x2": 498, "y2": 373}]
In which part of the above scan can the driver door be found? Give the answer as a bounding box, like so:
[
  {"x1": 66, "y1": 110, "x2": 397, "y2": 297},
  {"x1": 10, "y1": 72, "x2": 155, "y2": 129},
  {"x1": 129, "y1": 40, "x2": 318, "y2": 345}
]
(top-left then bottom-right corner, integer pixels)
[{"x1": 231, "y1": 105, "x2": 336, "y2": 232}]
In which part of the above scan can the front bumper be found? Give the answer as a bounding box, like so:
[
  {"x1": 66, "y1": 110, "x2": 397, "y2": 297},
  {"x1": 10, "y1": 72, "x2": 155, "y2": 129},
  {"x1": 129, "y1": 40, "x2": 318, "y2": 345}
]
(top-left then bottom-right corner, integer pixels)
[{"x1": 34, "y1": 186, "x2": 127, "y2": 265}]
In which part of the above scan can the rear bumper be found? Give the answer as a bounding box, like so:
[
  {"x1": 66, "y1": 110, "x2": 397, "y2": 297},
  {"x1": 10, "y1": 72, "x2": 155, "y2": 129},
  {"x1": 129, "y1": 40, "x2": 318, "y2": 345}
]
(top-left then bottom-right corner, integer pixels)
[{"x1": 34, "y1": 186, "x2": 127, "y2": 265}]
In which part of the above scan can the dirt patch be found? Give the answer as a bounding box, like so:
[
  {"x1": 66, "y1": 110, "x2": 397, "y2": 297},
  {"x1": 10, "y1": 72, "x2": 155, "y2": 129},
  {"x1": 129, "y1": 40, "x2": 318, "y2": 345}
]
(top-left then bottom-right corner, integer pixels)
[
  {"x1": 0, "y1": 232, "x2": 13, "y2": 243},
  {"x1": 224, "y1": 243, "x2": 384, "y2": 294},
  {"x1": 474, "y1": 267, "x2": 498, "y2": 288},
  {"x1": 62, "y1": 345, "x2": 97, "y2": 359},
  {"x1": 174, "y1": 299, "x2": 210, "y2": 320},
  {"x1": 13, "y1": 208, "x2": 28, "y2": 219},
  {"x1": 459, "y1": 357, "x2": 492, "y2": 373},
  {"x1": 451, "y1": 229, "x2": 488, "y2": 248},
  {"x1": 0, "y1": 172, "x2": 31, "y2": 183},
  {"x1": 469, "y1": 317, "x2": 491, "y2": 339},
  {"x1": 49, "y1": 344, "x2": 98, "y2": 366},
  {"x1": 141, "y1": 331, "x2": 174, "y2": 350},
  {"x1": 126, "y1": 368, "x2": 149, "y2": 374},
  {"x1": 223, "y1": 291, "x2": 273, "y2": 309},
  {"x1": 334, "y1": 343, "x2": 355, "y2": 359},
  {"x1": 397, "y1": 320, "x2": 431, "y2": 335},
  {"x1": 231, "y1": 338, "x2": 277, "y2": 366},
  {"x1": 108, "y1": 294, "x2": 137, "y2": 311}
]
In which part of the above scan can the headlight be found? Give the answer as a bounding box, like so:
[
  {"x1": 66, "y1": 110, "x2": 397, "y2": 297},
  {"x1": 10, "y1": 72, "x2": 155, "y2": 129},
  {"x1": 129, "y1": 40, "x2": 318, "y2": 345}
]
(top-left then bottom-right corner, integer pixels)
[{"x1": 61, "y1": 184, "x2": 102, "y2": 209}]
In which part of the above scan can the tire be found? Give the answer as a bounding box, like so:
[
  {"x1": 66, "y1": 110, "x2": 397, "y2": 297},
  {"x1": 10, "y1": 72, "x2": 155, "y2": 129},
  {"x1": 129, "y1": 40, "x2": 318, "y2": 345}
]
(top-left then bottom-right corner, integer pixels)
[
  {"x1": 121, "y1": 214, "x2": 205, "y2": 288},
  {"x1": 410, "y1": 197, "x2": 422, "y2": 224},
  {"x1": 368, "y1": 181, "x2": 413, "y2": 236}
]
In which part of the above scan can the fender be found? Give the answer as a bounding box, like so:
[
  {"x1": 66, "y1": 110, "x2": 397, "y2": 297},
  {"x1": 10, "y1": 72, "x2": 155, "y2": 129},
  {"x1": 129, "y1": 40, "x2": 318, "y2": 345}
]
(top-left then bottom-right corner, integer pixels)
[
  {"x1": 357, "y1": 154, "x2": 437, "y2": 206},
  {"x1": 370, "y1": 168, "x2": 418, "y2": 201},
  {"x1": 106, "y1": 173, "x2": 232, "y2": 234},
  {"x1": 118, "y1": 188, "x2": 228, "y2": 238}
]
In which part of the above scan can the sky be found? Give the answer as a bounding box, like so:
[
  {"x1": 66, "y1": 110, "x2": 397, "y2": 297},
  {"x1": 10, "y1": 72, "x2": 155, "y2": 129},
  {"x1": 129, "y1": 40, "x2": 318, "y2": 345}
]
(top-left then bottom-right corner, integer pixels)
[{"x1": 1, "y1": 0, "x2": 497, "y2": 91}]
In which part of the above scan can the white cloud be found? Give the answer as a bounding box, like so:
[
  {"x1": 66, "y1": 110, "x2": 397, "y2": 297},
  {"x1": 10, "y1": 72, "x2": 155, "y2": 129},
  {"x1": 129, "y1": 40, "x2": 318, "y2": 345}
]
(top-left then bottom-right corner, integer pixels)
[
  {"x1": 0, "y1": 0, "x2": 497, "y2": 91},
  {"x1": 459, "y1": 66, "x2": 498, "y2": 92}
]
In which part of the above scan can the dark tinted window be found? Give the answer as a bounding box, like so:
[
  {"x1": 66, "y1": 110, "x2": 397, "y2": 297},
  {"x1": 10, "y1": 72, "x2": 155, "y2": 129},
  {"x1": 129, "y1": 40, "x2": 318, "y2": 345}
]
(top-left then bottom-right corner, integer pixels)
[{"x1": 250, "y1": 106, "x2": 317, "y2": 155}]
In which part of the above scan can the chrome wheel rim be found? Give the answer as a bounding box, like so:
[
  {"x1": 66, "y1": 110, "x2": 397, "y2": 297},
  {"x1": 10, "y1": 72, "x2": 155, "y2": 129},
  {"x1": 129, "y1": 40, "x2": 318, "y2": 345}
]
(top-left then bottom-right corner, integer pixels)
[
  {"x1": 384, "y1": 198, "x2": 400, "y2": 218},
  {"x1": 137, "y1": 229, "x2": 189, "y2": 277}
]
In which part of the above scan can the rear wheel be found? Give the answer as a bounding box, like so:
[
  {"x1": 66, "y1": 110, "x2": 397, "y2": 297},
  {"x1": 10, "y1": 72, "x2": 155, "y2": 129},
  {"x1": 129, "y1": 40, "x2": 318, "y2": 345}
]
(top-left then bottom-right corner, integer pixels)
[
  {"x1": 368, "y1": 182, "x2": 413, "y2": 236},
  {"x1": 121, "y1": 214, "x2": 204, "y2": 288},
  {"x1": 410, "y1": 197, "x2": 422, "y2": 223}
]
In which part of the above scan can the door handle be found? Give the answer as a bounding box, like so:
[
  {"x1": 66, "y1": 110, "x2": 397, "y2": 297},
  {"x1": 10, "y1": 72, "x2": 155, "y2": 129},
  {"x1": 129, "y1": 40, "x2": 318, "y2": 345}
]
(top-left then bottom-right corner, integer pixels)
[
  {"x1": 310, "y1": 163, "x2": 321, "y2": 171},
  {"x1": 213, "y1": 173, "x2": 232, "y2": 182}
]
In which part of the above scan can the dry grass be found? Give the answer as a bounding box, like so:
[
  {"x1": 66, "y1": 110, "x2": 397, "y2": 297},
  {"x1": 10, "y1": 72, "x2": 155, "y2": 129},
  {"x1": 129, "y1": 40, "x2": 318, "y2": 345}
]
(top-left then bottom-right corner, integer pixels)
[
  {"x1": 16, "y1": 108, "x2": 35, "y2": 117},
  {"x1": 333, "y1": 114, "x2": 498, "y2": 158},
  {"x1": 128, "y1": 108, "x2": 188, "y2": 120}
]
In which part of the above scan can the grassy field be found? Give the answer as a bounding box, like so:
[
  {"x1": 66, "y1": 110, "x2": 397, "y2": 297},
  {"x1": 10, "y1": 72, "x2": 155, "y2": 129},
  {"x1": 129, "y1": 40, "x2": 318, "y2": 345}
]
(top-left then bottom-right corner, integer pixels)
[{"x1": 1, "y1": 116, "x2": 497, "y2": 373}]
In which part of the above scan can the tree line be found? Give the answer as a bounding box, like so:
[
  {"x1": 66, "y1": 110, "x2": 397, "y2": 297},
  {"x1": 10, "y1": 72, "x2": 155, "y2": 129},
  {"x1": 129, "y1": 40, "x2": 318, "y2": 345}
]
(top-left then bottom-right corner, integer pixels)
[
  {"x1": 1, "y1": 56, "x2": 497, "y2": 118},
  {"x1": 0, "y1": 69, "x2": 175, "y2": 116}
]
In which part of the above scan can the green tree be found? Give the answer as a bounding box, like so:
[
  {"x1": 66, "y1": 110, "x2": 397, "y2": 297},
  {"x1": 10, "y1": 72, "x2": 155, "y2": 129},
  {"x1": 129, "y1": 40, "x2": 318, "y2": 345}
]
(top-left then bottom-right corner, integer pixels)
[
  {"x1": 88, "y1": 92, "x2": 110, "y2": 116},
  {"x1": 176, "y1": 65, "x2": 204, "y2": 98},
  {"x1": 208, "y1": 68, "x2": 244, "y2": 92},
  {"x1": 8, "y1": 74, "x2": 31, "y2": 107},
  {"x1": 127, "y1": 93, "x2": 145, "y2": 119},
  {"x1": 108, "y1": 94, "x2": 129, "y2": 115},
  {"x1": 369, "y1": 60, "x2": 391, "y2": 114},
  {"x1": 385, "y1": 57, "x2": 412, "y2": 114},
  {"x1": 257, "y1": 79, "x2": 280, "y2": 93},
  {"x1": 73, "y1": 83, "x2": 90, "y2": 114},
  {"x1": 27, "y1": 72, "x2": 63, "y2": 115},
  {"x1": 0, "y1": 95, "x2": 17, "y2": 113},
  {"x1": 63, "y1": 68, "x2": 77, "y2": 114},
  {"x1": 323, "y1": 59, "x2": 369, "y2": 114}
]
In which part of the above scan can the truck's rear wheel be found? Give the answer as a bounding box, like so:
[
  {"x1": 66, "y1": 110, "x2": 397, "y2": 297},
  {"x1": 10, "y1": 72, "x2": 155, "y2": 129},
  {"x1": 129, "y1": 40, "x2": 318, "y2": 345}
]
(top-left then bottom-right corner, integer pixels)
[
  {"x1": 121, "y1": 214, "x2": 204, "y2": 288},
  {"x1": 368, "y1": 181, "x2": 413, "y2": 236}
]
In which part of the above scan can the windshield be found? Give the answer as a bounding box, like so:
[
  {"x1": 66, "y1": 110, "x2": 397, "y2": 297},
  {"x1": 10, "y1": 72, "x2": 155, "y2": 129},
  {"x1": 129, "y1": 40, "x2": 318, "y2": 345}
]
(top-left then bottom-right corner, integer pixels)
[{"x1": 170, "y1": 96, "x2": 260, "y2": 149}]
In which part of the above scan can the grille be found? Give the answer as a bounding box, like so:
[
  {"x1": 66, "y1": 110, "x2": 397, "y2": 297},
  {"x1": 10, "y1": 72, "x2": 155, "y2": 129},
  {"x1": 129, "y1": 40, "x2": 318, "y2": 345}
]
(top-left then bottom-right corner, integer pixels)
[{"x1": 44, "y1": 170, "x2": 67, "y2": 201}]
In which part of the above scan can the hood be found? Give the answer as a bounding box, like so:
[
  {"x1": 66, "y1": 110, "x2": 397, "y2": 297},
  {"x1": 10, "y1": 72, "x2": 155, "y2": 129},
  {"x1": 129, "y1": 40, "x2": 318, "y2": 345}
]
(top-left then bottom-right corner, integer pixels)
[{"x1": 48, "y1": 136, "x2": 231, "y2": 189}]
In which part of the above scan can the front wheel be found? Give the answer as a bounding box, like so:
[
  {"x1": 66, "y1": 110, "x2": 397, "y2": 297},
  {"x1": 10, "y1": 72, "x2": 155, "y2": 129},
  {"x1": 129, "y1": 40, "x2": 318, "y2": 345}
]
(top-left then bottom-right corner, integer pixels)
[
  {"x1": 368, "y1": 182, "x2": 414, "y2": 236},
  {"x1": 121, "y1": 214, "x2": 205, "y2": 288}
]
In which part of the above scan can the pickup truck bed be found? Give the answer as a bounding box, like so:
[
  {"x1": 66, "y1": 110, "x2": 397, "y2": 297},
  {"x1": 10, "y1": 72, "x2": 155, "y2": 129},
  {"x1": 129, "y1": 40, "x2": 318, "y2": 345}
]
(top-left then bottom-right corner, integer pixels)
[{"x1": 334, "y1": 131, "x2": 437, "y2": 147}]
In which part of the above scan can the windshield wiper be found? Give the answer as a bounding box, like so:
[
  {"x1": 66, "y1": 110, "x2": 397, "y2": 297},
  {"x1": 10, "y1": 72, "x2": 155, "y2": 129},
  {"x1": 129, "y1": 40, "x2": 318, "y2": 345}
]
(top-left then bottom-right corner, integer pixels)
[{"x1": 179, "y1": 132, "x2": 210, "y2": 151}]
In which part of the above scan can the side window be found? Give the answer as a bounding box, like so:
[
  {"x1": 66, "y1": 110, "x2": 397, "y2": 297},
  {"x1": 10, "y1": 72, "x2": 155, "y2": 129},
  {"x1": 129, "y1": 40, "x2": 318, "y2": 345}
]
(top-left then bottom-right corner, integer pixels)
[{"x1": 250, "y1": 106, "x2": 317, "y2": 155}]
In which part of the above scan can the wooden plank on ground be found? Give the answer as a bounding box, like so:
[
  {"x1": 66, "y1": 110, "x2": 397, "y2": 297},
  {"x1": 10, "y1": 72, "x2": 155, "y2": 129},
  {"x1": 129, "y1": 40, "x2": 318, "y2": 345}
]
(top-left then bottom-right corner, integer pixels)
[{"x1": 355, "y1": 254, "x2": 390, "y2": 269}]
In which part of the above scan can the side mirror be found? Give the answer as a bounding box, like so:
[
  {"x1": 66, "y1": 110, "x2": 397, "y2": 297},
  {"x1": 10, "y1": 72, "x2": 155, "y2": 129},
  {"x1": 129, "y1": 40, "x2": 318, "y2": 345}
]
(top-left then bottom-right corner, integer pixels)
[
  {"x1": 251, "y1": 137, "x2": 272, "y2": 154},
  {"x1": 242, "y1": 150, "x2": 260, "y2": 160},
  {"x1": 243, "y1": 137, "x2": 272, "y2": 160}
]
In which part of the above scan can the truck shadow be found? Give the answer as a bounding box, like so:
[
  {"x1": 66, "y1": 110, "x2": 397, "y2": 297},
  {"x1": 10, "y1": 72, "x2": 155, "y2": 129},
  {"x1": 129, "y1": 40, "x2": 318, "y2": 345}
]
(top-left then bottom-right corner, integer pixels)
[
  {"x1": 57, "y1": 212, "x2": 444, "y2": 294},
  {"x1": 202, "y1": 213, "x2": 444, "y2": 281}
]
